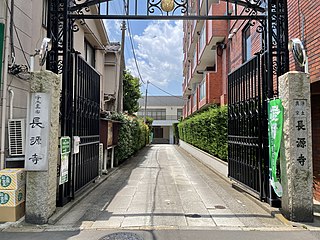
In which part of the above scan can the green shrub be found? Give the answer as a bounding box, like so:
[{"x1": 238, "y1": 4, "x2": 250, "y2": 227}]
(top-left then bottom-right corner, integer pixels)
[
  {"x1": 178, "y1": 106, "x2": 228, "y2": 160},
  {"x1": 110, "y1": 113, "x2": 150, "y2": 163}
]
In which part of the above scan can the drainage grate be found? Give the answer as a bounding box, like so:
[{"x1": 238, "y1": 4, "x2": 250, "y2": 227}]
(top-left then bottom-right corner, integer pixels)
[
  {"x1": 185, "y1": 214, "x2": 202, "y2": 218},
  {"x1": 98, "y1": 232, "x2": 144, "y2": 240}
]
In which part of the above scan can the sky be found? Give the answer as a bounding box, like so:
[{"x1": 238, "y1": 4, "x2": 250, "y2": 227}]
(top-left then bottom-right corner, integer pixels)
[{"x1": 101, "y1": 1, "x2": 184, "y2": 97}]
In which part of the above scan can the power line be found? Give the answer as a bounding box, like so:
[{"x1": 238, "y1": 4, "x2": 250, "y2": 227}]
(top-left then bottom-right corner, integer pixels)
[
  {"x1": 121, "y1": 2, "x2": 182, "y2": 100},
  {"x1": 4, "y1": 0, "x2": 30, "y2": 69},
  {"x1": 126, "y1": 21, "x2": 182, "y2": 100},
  {"x1": 126, "y1": 20, "x2": 145, "y2": 84},
  {"x1": 148, "y1": 81, "x2": 184, "y2": 100}
]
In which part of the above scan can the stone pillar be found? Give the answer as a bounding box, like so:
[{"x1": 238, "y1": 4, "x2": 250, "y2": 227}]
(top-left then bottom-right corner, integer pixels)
[
  {"x1": 25, "y1": 71, "x2": 60, "y2": 224},
  {"x1": 279, "y1": 71, "x2": 313, "y2": 222}
]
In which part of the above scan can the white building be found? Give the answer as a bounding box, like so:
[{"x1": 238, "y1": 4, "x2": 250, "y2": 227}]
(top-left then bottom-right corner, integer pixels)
[{"x1": 137, "y1": 96, "x2": 184, "y2": 144}]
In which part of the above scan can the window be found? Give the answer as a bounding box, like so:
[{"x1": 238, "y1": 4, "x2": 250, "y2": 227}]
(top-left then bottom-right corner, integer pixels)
[
  {"x1": 42, "y1": 0, "x2": 48, "y2": 28},
  {"x1": 85, "y1": 40, "x2": 95, "y2": 67},
  {"x1": 242, "y1": 24, "x2": 252, "y2": 63},
  {"x1": 192, "y1": 91, "x2": 197, "y2": 107},
  {"x1": 199, "y1": 24, "x2": 206, "y2": 51},
  {"x1": 199, "y1": 77, "x2": 206, "y2": 100},
  {"x1": 137, "y1": 109, "x2": 166, "y2": 120},
  {"x1": 193, "y1": 49, "x2": 197, "y2": 69},
  {"x1": 177, "y1": 109, "x2": 183, "y2": 120}
]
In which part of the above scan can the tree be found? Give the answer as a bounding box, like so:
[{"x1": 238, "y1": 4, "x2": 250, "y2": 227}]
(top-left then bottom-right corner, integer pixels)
[{"x1": 123, "y1": 70, "x2": 141, "y2": 114}]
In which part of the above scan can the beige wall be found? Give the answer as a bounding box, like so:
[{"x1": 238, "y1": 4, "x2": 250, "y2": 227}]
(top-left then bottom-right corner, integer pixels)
[
  {"x1": 104, "y1": 50, "x2": 121, "y2": 111},
  {"x1": 139, "y1": 105, "x2": 183, "y2": 118},
  {"x1": 0, "y1": 0, "x2": 111, "y2": 156}
]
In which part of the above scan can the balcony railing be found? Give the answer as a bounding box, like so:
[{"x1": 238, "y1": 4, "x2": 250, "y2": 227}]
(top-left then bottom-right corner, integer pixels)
[{"x1": 136, "y1": 114, "x2": 182, "y2": 121}]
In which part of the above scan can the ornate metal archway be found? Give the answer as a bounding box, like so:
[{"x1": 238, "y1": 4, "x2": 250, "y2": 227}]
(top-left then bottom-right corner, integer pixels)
[{"x1": 47, "y1": 0, "x2": 289, "y2": 206}]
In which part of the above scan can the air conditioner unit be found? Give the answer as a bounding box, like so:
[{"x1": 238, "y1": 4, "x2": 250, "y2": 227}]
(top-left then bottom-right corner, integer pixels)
[{"x1": 8, "y1": 119, "x2": 25, "y2": 156}]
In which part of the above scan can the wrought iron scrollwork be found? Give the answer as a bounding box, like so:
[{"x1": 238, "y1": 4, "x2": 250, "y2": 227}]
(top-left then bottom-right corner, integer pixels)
[
  {"x1": 172, "y1": 0, "x2": 188, "y2": 15},
  {"x1": 148, "y1": 0, "x2": 162, "y2": 15},
  {"x1": 148, "y1": 0, "x2": 188, "y2": 16}
]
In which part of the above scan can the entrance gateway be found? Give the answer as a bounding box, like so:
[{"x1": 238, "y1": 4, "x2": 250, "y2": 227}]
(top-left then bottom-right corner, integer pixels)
[{"x1": 47, "y1": 0, "x2": 289, "y2": 206}]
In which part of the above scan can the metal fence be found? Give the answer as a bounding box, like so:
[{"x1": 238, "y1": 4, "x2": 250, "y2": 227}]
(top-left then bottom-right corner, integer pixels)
[
  {"x1": 72, "y1": 55, "x2": 100, "y2": 194},
  {"x1": 228, "y1": 55, "x2": 264, "y2": 198}
]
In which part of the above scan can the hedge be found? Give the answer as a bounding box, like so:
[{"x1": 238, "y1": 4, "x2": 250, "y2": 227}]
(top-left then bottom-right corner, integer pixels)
[
  {"x1": 178, "y1": 106, "x2": 228, "y2": 160},
  {"x1": 110, "y1": 113, "x2": 150, "y2": 163}
]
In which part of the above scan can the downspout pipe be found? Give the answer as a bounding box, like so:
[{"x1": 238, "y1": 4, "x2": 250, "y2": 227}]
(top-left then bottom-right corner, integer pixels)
[
  {"x1": 0, "y1": 0, "x2": 12, "y2": 170},
  {"x1": 8, "y1": 88, "x2": 14, "y2": 119}
]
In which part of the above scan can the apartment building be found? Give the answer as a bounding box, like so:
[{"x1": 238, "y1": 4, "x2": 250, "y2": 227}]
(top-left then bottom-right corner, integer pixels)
[
  {"x1": 137, "y1": 96, "x2": 184, "y2": 144},
  {"x1": 182, "y1": 1, "x2": 228, "y2": 118}
]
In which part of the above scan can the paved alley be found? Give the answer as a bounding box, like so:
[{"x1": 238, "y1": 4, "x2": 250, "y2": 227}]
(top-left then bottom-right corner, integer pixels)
[
  {"x1": 2, "y1": 144, "x2": 320, "y2": 240},
  {"x1": 54, "y1": 145, "x2": 285, "y2": 229}
]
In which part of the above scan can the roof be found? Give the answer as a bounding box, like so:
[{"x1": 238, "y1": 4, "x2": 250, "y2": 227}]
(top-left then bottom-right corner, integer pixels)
[
  {"x1": 106, "y1": 42, "x2": 121, "y2": 52},
  {"x1": 138, "y1": 96, "x2": 185, "y2": 107}
]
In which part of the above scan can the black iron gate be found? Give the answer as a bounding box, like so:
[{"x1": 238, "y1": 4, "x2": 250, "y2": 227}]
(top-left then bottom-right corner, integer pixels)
[
  {"x1": 72, "y1": 54, "x2": 100, "y2": 196},
  {"x1": 228, "y1": 54, "x2": 265, "y2": 199},
  {"x1": 47, "y1": 0, "x2": 289, "y2": 206},
  {"x1": 228, "y1": 0, "x2": 289, "y2": 205},
  {"x1": 57, "y1": 53, "x2": 101, "y2": 206}
]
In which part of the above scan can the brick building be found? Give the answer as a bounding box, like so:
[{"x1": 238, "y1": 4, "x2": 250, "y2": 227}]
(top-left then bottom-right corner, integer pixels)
[
  {"x1": 286, "y1": 0, "x2": 320, "y2": 200},
  {"x1": 182, "y1": 1, "x2": 320, "y2": 200},
  {"x1": 182, "y1": 1, "x2": 228, "y2": 118}
]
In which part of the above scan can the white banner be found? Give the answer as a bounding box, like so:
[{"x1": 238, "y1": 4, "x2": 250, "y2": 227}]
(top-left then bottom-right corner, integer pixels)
[{"x1": 25, "y1": 93, "x2": 51, "y2": 171}]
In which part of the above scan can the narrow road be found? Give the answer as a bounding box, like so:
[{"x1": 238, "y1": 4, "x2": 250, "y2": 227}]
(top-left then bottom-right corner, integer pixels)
[
  {"x1": 2, "y1": 145, "x2": 319, "y2": 240},
  {"x1": 56, "y1": 144, "x2": 284, "y2": 229}
]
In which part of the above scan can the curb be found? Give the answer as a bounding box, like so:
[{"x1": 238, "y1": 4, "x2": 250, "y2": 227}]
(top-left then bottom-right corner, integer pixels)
[{"x1": 48, "y1": 168, "x2": 119, "y2": 225}]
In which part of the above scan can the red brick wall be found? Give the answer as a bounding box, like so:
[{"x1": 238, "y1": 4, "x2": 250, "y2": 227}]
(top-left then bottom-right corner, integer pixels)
[
  {"x1": 207, "y1": 54, "x2": 223, "y2": 104},
  {"x1": 312, "y1": 94, "x2": 320, "y2": 200},
  {"x1": 288, "y1": 0, "x2": 320, "y2": 83},
  {"x1": 229, "y1": 7, "x2": 262, "y2": 72}
]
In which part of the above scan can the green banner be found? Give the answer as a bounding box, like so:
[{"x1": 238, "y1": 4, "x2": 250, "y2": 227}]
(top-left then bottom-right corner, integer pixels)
[{"x1": 268, "y1": 99, "x2": 283, "y2": 197}]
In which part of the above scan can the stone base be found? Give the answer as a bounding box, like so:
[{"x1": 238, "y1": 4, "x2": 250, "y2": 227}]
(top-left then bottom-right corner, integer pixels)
[{"x1": 280, "y1": 207, "x2": 313, "y2": 223}]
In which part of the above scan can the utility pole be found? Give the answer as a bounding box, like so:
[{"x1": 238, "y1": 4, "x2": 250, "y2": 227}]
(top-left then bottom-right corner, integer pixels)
[
  {"x1": 118, "y1": 20, "x2": 126, "y2": 112},
  {"x1": 144, "y1": 81, "x2": 149, "y2": 123},
  {"x1": 118, "y1": 1, "x2": 128, "y2": 112}
]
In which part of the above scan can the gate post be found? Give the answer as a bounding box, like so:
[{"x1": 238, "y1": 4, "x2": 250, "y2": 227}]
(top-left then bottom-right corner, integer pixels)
[
  {"x1": 279, "y1": 72, "x2": 313, "y2": 222},
  {"x1": 25, "y1": 71, "x2": 60, "y2": 224}
]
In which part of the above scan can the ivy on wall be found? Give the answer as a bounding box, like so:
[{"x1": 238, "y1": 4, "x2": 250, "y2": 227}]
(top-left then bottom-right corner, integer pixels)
[{"x1": 178, "y1": 106, "x2": 228, "y2": 160}]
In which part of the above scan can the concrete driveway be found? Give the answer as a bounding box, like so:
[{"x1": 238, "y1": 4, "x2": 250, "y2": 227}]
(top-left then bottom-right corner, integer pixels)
[{"x1": 54, "y1": 144, "x2": 285, "y2": 229}]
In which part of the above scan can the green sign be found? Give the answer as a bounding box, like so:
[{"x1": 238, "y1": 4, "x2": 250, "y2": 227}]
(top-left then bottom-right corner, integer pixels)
[
  {"x1": 268, "y1": 99, "x2": 283, "y2": 197},
  {"x1": 60, "y1": 137, "x2": 71, "y2": 154}
]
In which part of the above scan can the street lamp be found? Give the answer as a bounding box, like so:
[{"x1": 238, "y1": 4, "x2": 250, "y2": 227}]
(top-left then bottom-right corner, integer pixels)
[
  {"x1": 288, "y1": 38, "x2": 308, "y2": 73},
  {"x1": 161, "y1": 0, "x2": 175, "y2": 12}
]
